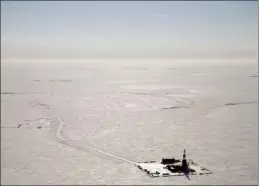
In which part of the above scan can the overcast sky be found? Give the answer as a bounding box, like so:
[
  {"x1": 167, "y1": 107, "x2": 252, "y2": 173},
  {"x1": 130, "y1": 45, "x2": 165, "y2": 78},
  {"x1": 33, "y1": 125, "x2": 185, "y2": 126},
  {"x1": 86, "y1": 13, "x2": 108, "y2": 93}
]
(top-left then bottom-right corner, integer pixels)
[{"x1": 1, "y1": 1, "x2": 258, "y2": 60}]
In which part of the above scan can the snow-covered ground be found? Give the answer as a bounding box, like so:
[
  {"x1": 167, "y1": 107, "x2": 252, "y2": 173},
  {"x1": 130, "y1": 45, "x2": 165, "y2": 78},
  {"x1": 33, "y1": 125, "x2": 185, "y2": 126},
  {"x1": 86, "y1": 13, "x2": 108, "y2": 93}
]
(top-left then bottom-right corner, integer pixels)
[{"x1": 1, "y1": 59, "x2": 258, "y2": 184}]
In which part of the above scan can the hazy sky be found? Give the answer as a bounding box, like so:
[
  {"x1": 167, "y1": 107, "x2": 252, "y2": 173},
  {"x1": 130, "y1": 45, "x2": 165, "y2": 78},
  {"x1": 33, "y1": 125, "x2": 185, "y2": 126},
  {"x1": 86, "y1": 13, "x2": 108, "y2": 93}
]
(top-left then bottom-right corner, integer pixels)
[{"x1": 1, "y1": 1, "x2": 258, "y2": 60}]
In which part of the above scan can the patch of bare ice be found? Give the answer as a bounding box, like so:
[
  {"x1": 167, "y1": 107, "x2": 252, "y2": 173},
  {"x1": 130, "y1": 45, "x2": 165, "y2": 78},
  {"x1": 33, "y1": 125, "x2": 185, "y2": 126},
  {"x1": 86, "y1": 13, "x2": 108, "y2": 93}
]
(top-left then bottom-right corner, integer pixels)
[
  {"x1": 108, "y1": 80, "x2": 159, "y2": 84},
  {"x1": 189, "y1": 89, "x2": 204, "y2": 95},
  {"x1": 121, "y1": 84, "x2": 175, "y2": 90}
]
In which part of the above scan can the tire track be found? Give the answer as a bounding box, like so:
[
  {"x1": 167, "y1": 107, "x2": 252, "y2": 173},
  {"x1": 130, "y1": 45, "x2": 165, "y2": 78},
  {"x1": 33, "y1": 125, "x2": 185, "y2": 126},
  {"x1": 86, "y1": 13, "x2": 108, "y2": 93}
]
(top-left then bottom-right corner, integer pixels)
[{"x1": 56, "y1": 118, "x2": 137, "y2": 165}]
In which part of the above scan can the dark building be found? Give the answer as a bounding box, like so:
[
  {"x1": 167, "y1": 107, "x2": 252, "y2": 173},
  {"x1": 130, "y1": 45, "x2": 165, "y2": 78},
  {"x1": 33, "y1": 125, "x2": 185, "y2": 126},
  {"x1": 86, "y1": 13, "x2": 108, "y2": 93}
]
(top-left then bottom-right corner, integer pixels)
[{"x1": 161, "y1": 158, "x2": 177, "y2": 165}]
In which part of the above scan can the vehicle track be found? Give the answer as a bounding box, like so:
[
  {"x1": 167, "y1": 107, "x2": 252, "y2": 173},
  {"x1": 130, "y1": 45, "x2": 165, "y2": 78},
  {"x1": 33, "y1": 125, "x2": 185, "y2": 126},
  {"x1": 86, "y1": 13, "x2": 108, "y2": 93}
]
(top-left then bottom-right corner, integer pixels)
[{"x1": 56, "y1": 118, "x2": 137, "y2": 165}]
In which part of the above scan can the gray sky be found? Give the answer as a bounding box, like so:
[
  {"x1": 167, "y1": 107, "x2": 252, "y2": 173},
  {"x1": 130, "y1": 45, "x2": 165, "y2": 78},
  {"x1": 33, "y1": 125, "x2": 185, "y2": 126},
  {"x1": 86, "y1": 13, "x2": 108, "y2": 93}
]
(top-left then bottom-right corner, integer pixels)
[{"x1": 1, "y1": 1, "x2": 258, "y2": 60}]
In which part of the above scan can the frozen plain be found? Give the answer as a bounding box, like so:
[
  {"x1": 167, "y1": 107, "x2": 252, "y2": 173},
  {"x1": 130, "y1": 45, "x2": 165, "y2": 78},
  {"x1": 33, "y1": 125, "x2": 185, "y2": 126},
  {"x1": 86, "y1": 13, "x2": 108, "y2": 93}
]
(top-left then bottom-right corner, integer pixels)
[{"x1": 1, "y1": 59, "x2": 258, "y2": 185}]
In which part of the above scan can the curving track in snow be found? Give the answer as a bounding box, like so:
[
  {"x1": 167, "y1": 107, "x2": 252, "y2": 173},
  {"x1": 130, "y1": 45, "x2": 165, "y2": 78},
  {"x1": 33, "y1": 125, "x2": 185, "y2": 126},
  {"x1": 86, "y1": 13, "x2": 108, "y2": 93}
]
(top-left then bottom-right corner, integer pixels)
[{"x1": 56, "y1": 118, "x2": 137, "y2": 165}]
